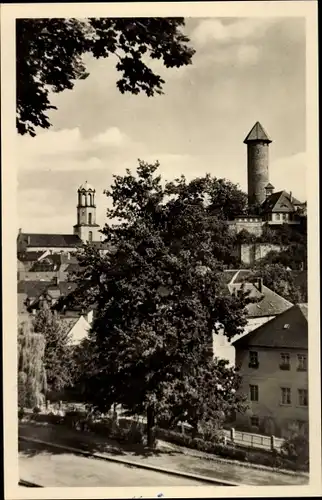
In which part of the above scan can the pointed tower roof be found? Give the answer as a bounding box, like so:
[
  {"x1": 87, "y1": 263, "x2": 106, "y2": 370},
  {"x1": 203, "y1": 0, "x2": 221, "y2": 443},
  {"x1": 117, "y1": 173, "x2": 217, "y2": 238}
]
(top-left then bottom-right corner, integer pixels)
[
  {"x1": 265, "y1": 182, "x2": 275, "y2": 189},
  {"x1": 244, "y1": 122, "x2": 272, "y2": 144}
]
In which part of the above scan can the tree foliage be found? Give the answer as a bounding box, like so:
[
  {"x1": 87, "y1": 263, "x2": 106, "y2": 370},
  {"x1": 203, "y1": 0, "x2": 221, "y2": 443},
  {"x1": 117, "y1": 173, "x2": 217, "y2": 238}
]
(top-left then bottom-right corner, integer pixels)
[
  {"x1": 16, "y1": 18, "x2": 195, "y2": 136},
  {"x1": 18, "y1": 321, "x2": 47, "y2": 408},
  {"x1": 66, "y1": 161, "x2": 252, "y2": 446},
  {"x1": 254, "y1": 263, "x2": 307, "y2": 304},
  {"x1": 33, "y1": 307, "x2": 74, "y2": 394},
  {"x1": 158, "y1": 359, "x2": 246, "y2": 437},
  {"x1": 281, "y1": 427, "x2": 309, "y2": 469}
]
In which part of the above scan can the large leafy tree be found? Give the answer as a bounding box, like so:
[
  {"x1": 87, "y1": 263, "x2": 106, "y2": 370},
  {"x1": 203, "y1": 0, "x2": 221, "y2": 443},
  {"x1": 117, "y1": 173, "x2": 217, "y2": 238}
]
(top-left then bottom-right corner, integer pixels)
[
  {"x1": 16, "y1": 18, "x2": 195, "y2": 137},
  {"x1": 65, "y1": 162, "x2": 251, "y2": 446},
  {"x1": 18, "y1": 321, "x2": 47, "y2": 409},
  {"x1": 33, "y1": 307, "x2": 74, "y2": 395},
  {"x1": 158, "y1": 358, "x2": 246, "y2": 438},
  {"x1": 254, "y1": 263, "x2": 306, "y2": 304}
]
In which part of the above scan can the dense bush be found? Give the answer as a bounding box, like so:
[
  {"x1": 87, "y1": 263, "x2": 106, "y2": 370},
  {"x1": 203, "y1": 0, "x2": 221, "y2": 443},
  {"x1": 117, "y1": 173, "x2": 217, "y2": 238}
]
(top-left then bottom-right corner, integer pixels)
[
  {"x1": 156, "y1": 427, "x2": 308, "y2": 471},
  {"x1": 156, "y1": 427, "x2": 247, "y2": 461},
  {"x1": 281, "y1": 431, "x2": 309, "y2": 469}
]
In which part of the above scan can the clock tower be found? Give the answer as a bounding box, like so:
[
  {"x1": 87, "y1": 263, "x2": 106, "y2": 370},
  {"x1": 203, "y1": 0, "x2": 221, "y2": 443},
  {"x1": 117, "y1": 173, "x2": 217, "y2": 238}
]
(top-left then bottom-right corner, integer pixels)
[{"x1": 73, "y1": 182, "x2": 101, "y2": 243}]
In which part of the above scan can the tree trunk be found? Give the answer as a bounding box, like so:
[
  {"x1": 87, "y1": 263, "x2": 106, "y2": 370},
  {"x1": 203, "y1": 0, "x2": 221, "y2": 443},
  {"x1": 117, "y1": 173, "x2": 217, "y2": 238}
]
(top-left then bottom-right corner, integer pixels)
[
  {"x1": 146, "y1": 406, "x2": 156, "y2": 448},
  {"x1": 191, "y1": 423, "x2": 198, "y2": 439}
]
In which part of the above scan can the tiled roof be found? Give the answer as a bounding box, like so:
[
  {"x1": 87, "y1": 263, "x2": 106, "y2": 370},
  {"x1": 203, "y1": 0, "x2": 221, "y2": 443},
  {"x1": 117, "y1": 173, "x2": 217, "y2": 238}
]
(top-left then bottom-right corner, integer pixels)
[
  {"x1": 233, "y1": 304, "x2": 308, "y2": 349},
  {"x1": 18, "y1": 251, "x2": 46, "y2": 262},
  {"x1": 17, "y1": 281, "x2": 52, "y2": 298},
  {"x1": 222, "y1": 269, "x2": 293, "y2": 317},
  {"x1": 244, "y1": 122, "x2": 272, "y2": 144},
  {"x1": 231, "y1": 269, "x2": 254, "y2": 284},
  {"x1": 230, "y1": 282, "x2": 293, "y2": 318},
  {"x1": 29, "y1": 254, "x2": 63, "y2": 272},
  {"x1": 17, "y1": 280, "x2": 78, "y2": 301},
  {"x1": 261, "y1": 190, "x2": 303, "y2": 213},
  {"x1": 18, "y1": 233, "x2": 83, "y2": 248}
]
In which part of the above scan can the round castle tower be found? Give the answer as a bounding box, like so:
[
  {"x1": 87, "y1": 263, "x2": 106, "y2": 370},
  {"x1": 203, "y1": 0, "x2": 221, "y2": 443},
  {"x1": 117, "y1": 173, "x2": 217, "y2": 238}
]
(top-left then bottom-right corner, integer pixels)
[{"x1": 244, "y1": 122, "x2": 272, "y2": 206}]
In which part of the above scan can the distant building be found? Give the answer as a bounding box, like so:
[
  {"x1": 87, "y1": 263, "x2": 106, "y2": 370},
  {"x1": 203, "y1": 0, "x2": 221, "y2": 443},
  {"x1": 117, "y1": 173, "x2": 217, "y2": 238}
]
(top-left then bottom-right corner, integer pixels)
[
  {"x1": 229, "y1": 122, "x2": 306, "y2": 238},
  {"x1": 73, "y1": 181, "x2": 102, "y2": 243},
  {"x1": 17, "y1": 278, "x2": 94, "y2": 345},
  {"x1": 261, "y1": 190, "x2": 306, "y2": 225},
  {"x1": 232, "y1": 304, "x2": 308, "y2": 438},
  {"x1": 17, "y1": 232, "x2": 83, "y2": 254},
  {"x1": 17, "y1": 251, "x2": 81, "y2": 282},
  {"x1": 17, "y1": 182, "x2": 110, "y2": 255},
  {"x1": 213, "y1": 270, "x2": 293, "y2": 365}
]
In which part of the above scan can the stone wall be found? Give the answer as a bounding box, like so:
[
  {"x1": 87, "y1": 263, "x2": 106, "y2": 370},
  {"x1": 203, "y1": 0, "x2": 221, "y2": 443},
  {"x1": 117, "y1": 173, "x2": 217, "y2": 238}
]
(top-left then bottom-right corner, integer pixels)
[{"x1": 239, "y1": 243, "x2": 283, "y2": 266}]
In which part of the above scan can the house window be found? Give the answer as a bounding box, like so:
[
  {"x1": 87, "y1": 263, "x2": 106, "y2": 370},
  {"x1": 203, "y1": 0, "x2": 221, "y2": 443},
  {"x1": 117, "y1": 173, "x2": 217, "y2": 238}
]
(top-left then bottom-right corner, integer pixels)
[
  {"x1": 281, "y1": 387, "x2": 291, "y2": 405},
  {"x1": 88, "y1": 213, "x2": 92, "y2": 225},
  {"x1": 297, "y1": 354, "x2": 307, "y2": 371},
  {"x1": 282, "y1": 213, "x2": 287, "y2": 221},
  {"x1": 275, "y1": 213, "x2": 280, "y2": 221},
  {"x1": 249, "y1": 351, "x2": 259, "y2": 368},
  {"x1": 250, "y1": 416, "x2": 259, "y2": 427},
  {"x1": 298, "y1": 389, "x2": 308, "y2": 407},
  {"x1": 249, "y1": 384, "x2": 259, "y2": 402},
  {"x1": 280, "y1": 353, "x2": 290, "y2": 370},
  {"x1": 88, "y1": 231, "x2": 93, "y2": 242}
]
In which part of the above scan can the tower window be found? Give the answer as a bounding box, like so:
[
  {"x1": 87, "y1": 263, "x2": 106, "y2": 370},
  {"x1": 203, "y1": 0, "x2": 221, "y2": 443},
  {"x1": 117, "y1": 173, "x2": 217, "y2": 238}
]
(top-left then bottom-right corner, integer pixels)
[
  {"x1": 88, "y1": 213, "x2": 92, "y2": 225},
  {"x1": 88, "y1": 231, "x2": 93, "y2": 242}
]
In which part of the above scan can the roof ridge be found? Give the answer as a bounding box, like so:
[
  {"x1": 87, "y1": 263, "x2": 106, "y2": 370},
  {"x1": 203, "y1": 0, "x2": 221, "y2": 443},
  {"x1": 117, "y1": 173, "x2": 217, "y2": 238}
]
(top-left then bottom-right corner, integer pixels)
[{"x1": 232, "y1": 303, "x2": 307, "y2": 347}]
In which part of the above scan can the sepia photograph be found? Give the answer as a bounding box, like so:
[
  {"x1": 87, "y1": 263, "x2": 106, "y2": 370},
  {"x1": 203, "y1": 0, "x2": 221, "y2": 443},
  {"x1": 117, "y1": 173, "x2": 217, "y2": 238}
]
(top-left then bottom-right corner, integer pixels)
[{"x1": 1, "y1": 1, "x2": 320, "y2": 498}]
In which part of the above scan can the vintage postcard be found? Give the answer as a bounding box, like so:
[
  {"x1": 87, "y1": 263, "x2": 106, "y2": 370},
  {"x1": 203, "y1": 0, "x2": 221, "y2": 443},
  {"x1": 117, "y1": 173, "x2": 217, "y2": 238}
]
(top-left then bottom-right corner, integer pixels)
[{"x1": 1, "y1": 1, "x2": 320, "y2": 499}]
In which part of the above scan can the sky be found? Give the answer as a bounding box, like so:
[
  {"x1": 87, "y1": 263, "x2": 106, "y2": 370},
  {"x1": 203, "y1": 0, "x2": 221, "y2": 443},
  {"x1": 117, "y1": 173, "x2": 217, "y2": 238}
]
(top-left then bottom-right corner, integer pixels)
[{"x1": 17, "y1": 16, "x2": 306, "y2": 234}]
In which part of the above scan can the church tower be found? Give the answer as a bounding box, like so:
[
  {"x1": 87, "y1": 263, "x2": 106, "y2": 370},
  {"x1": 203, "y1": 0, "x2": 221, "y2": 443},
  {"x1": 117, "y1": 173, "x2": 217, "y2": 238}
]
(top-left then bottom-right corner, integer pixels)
[
  {"x1": 244, "y1": 122, "x2": 272, "y2": 206},
  {"x1": 73, "y1": 182, "x2": 101, "y2": 243}
]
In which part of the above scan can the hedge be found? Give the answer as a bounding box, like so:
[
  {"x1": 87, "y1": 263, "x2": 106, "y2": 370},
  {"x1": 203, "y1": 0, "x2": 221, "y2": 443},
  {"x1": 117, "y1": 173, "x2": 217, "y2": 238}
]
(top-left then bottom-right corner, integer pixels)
[{"x1": 22, "y1": 411, "x2": 308, "y2": 472}]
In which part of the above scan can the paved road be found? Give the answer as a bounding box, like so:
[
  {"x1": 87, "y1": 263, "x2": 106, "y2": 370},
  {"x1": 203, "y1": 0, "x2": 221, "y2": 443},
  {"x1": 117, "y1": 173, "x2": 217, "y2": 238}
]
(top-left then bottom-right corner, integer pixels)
[
  {"x1": 19, "y1": 440, "x2": 207, "y2": 488},
  {"x1": 19, "y1": 422, "x2": 308, "y2": 486}
]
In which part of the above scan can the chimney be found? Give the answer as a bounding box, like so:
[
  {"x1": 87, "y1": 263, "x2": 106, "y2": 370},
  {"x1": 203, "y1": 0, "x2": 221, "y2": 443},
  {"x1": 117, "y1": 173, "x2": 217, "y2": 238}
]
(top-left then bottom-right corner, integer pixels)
[
  {"x1": 290, "y1": 191, "x2": 293, "y2": 204},
  {"x1": 257, "y1": 277, "x2": 263, "y2": 293},
  {"x1": 18, "y1": 228, "x2": 22, "y2": 235}
]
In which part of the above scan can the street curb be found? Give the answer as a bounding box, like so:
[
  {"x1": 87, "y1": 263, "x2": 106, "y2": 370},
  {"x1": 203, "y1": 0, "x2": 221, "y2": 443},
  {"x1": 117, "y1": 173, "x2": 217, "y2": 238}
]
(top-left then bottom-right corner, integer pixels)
[
  {"x1": 19, "y1": 436, "x2": 240, "y2": 487},
  {"x1": 158, "y1": 441, "x2": 310, "y2": 478}
]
